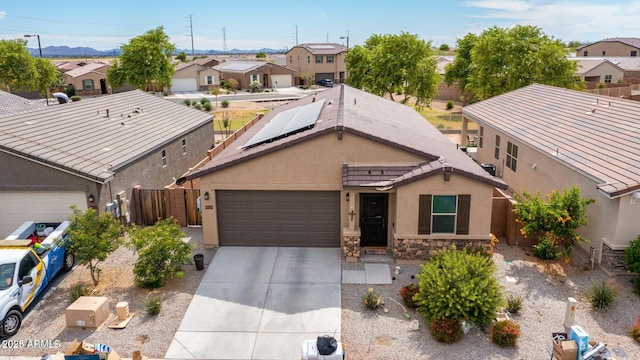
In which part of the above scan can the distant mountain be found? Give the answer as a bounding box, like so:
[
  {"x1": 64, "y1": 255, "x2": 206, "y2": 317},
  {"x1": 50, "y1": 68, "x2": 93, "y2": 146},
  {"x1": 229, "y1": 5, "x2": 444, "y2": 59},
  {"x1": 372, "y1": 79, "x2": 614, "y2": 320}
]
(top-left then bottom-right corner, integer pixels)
[{"x1": 29, "y1": 46, "x2": 286, "y2": 58}]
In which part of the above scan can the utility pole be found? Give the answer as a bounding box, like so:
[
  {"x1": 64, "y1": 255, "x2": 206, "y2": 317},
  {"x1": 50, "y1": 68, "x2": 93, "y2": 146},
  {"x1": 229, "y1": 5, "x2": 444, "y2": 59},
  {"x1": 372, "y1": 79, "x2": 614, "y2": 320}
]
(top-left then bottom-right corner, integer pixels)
[
  {"x1": 326, "y1": 33, "x2": 329, "y2": 43},
  {"x1": 188, "y1": 15, "x2": 194, "y2": 56},
  {"x1": 223, "y1": 27, "x2": 227, "y2": 53},
  {"x1": 340, "y1": 31, "x2": 350, "y2": 82},
  {"x1": 295, "y1": 25, "x2": 299, "y2": 45}
]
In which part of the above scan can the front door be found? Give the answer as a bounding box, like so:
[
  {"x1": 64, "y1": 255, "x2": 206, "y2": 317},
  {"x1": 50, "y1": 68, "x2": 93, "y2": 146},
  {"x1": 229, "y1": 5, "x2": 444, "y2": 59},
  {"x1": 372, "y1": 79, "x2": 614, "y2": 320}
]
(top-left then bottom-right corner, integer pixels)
[{"x1": 359, "y1": 193, "x2": 388, "y2": 247}]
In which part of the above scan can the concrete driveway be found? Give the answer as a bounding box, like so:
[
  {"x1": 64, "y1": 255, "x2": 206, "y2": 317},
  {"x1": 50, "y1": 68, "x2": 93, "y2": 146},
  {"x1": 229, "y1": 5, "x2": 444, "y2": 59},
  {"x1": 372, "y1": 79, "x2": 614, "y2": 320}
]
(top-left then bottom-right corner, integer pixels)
[{"x1": 165, "y1": 247, "x2": 341, "y2": 360}]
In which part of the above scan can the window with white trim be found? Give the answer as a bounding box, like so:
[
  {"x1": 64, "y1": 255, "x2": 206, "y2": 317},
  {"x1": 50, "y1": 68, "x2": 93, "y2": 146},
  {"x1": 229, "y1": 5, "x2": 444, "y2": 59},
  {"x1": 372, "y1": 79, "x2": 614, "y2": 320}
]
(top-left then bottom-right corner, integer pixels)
[
  {"x1": 83, "y1": 79, "x2": 93, "y2": 90},
  {"x1": 604, "y1": 74, "x2": 612, "y2": 83},
  {"x1": 206, "y1": 76, "x2": 213, "y2": 85},
  {"x1": 327, "y1": 55, "x2": 334, "y2": 63},
  {"x1": 161, "y1": 150, "x2": 167, "y2": 167},
  {"x1": 506, "y1": 141, "x2": 518, "y2": 172},
  {"x1": 494, "y1": 135, "x2": 500, "y2": 160},
  {"x1": 431, "y1": 195, "x2": 457, "y2": 233},
  {"x1": 315, "y1": 55, "x2": 323, "y2": 63},
  {"x1": 182, "y1": 139, "x2": 187, "y2": 155},
  {"x1": 418, "y1": 194, "x2": 471, "y2": 235}
]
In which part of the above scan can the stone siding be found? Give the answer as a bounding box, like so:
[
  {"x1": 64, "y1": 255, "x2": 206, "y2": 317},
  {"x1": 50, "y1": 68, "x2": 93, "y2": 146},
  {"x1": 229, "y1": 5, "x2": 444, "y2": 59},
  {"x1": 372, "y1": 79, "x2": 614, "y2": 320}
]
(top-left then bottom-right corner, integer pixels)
[
  {"x1": 342, "y1": 229, "x2": 361, "y2": 259},
  {"x1": 393, "y1": 237, "x2": 491, "y2": 261},
  {"x1": 601, "y1": 243, "x2": 627, "y2": 272}
]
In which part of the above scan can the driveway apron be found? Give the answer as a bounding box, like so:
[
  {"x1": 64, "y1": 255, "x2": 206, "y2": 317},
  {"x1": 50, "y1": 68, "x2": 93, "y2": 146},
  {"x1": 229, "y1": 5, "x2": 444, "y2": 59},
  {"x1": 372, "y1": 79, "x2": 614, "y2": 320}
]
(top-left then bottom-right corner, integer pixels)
[{"x1": 165, "y1": 247, "x2": 342, "y2": 360}]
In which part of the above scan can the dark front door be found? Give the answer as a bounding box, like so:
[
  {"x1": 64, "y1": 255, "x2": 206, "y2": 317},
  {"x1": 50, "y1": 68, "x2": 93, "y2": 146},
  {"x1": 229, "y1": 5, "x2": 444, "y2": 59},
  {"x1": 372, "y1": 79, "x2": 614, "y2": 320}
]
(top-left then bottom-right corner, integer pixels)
[
  {"x1": 360, "y1": 193, "x2": 388, "y2": 247},
  {"x1": 100, "y1": 78, "x2": 107, "y2": 94}
]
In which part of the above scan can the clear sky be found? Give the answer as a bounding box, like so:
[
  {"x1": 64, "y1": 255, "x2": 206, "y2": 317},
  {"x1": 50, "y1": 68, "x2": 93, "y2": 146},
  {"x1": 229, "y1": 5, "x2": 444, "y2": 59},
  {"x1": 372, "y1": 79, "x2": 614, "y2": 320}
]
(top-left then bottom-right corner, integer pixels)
[{"x1": 1, "y1": 0, "x2": 638, "y2": 51}]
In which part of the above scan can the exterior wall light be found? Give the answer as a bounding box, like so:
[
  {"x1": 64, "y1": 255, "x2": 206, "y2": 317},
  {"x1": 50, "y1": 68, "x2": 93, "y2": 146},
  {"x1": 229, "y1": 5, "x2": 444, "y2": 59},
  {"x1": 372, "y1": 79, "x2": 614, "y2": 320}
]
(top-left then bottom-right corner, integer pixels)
[{"x1": 204, "y1": 191, "x2": 210, "y2": 201}]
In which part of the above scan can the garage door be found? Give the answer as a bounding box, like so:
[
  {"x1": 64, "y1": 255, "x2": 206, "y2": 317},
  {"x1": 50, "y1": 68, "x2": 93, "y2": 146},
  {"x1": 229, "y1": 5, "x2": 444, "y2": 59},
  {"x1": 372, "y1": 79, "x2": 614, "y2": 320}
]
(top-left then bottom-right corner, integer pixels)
[
  {"x1": 0, "y1": 191, "x2": 88, "y2": 238},
  {"x1": 217, "y1": 190, "x2": 340, "y2": 247},
  {"x1": 271, "y1": 74, "x2": 292, "y2": 88},
  {"x1": 170, "y1": 78, "x2": 197, "y2": 93},
  {"x1": 315, "y1": 73, "x2": 335, "y2": 83}
]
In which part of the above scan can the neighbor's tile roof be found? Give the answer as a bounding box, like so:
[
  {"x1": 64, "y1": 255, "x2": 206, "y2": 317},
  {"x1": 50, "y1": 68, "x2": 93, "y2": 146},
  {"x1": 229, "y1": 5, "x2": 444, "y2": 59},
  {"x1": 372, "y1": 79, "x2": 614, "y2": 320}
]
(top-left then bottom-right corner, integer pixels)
[
  {"x1": 288, "y1": 43, "x2": 347, "y2": 55},
  {"x1": 64, "y1": 62, "x2": 109, "y2": 78},
  {"x1": 188, "y1": 84, "x2": 507, "y2": 190},
  {"x1": 573, "y1": 59, "x2": 623, "y2": 75},
  {"x1": 0, "y1": 90, "x2": 47, "y2": 117},
  {"x1": 0, "y1": 90, "x2": 213, "y2": 183},
  {"x1": 577, "y1": 37, "x2": 640, "y2": 50},
  {"x1": 568, "y1": 57, "x2": 640, "y2": 72},
  {"x1": 462, "y1": 84, "x2": 640, "y2": 197}
]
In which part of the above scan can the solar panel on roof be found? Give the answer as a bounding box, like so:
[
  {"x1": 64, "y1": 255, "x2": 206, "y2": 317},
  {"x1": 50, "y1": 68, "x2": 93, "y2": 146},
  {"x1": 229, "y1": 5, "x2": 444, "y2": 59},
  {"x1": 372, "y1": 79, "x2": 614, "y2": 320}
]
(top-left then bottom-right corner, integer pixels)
[
  {"x1": 308, "y1": 45, "x2": 335, "y2": 49},
  {"x1": 242, "y1": 99, "x2": 325, "y2": 149},
  {"x1": 220, "y1": 63, "x2": 258, "y2": 71}
]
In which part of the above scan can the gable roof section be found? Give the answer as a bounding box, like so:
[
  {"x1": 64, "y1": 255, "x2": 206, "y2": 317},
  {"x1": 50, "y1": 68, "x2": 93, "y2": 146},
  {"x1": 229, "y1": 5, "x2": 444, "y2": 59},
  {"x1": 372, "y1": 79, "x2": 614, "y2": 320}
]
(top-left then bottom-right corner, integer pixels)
[
  {"x1": 568, "y1": 57, "x2": 640, "y2": 72},
  {"x1": 462, "y1": 84, "x2": 640, "y2": 197},
  {"x1": 0, "y1": 90, "x2": 213, "y2": 183},
  {"x1": 287, "y1": 43, "x2": 347, "y2": 55},
  {"x1": 64, "y1": 62, "x2": 109, "y2": 78},
  {"x1": 574, "y1": 59, "x2": 625, "y2": 75},
  {"x1": 0, "y1": 91, "x2": 47, "y2": 117},
  {"x1": 213, "y1": 61, "x2": 294, "y2": 75},
  {"x1": 577, "y1": 37, "x2": 640, "y2": 50},
  {"x1": 188, "y1": 85, "x2": 506, "y2": 189}
]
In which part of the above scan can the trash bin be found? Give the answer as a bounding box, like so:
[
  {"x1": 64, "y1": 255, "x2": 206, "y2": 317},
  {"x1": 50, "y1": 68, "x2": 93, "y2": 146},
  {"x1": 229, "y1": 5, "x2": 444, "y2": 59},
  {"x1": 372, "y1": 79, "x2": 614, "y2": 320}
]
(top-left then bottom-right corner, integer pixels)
[
  {"x1": 193, "y1": 254, "x2": 204, "y2": 271},
  {"x1": 481, "y1": 163, "x2": 496, "y2": 176}
]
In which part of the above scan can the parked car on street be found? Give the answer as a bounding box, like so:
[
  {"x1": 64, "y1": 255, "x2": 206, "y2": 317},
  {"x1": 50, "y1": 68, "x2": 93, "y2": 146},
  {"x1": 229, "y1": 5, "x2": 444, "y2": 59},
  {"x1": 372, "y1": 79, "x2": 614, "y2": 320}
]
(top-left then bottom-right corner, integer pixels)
[{"x1": 316, "y1": 79, "x2": 334, "y2": 87}]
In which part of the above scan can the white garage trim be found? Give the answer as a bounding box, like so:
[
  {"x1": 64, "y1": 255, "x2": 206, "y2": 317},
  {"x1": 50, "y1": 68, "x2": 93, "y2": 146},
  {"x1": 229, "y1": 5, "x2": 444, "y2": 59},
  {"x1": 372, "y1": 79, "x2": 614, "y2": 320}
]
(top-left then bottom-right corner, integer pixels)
[
  {"x1": 170, "y1": 78, "x2": 198, "y2": 93},
  {"x1": 271, "y1": 74, "x2": 292, "y2": 88},
  {"x1": 0, "y1": 191, "x2": 88, "y2": 238}
]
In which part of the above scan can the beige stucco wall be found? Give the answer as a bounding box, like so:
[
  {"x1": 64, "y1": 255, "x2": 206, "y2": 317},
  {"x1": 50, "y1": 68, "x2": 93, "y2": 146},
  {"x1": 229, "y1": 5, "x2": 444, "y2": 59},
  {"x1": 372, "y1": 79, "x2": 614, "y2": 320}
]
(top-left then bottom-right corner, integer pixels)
[
  {"x1": 580, "y1": 63, "x2": 625, "y2": 83},
  {"x1": 579, "y1": 42, "x2": 639, "y2": 57},
  {"x1": 65, "y1": 69, "x2": 108, "y2": 94},
  {"x1": 286, "y1": 47, "x2": 346, "y2": 83},
  {"x1": 199, "y1": 68, "x2": 219, "y2": 89},
  {"x1": 473, "y1": 122, "x2": 640, "y2": 261}
]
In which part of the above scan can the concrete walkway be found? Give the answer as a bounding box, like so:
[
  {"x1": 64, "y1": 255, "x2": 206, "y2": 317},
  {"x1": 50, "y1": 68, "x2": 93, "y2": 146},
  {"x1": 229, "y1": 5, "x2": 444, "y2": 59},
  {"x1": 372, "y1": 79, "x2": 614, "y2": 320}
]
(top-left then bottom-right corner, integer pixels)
[{"x1": 165, "y1": 247, "x2": 341, "y2": 360}]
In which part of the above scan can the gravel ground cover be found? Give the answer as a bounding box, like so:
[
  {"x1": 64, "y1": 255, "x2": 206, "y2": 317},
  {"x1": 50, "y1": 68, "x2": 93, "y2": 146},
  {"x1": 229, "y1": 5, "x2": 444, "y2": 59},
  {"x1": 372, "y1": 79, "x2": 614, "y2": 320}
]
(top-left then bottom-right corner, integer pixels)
[{"x1": 341, "y1": 241, "x2": 640, "y2": 360}]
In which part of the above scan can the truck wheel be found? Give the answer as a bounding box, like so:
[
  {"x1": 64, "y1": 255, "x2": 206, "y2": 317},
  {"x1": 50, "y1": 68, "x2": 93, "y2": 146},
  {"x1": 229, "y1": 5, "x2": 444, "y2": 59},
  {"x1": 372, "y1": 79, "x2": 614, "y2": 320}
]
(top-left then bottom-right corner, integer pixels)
[
  {"x1": 63, "y1": 251, "x2": 75, "y2": 272},
  {"x1": 2, "y1": 310, "x2": 22, "y2": 337}
]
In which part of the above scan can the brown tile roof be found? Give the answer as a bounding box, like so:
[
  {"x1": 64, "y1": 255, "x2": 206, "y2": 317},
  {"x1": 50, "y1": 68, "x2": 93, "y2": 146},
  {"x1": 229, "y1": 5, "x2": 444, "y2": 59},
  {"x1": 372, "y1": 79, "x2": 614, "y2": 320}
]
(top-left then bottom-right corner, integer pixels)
[
  {"x1": 577, "y1": 37, "x2": 640, "y2": 50},
  {"x1": 574, "y1": 59, "x2": 624, "y2": 75},
  {"x1": 462, "y1": 84, "x2": 640, "y2": 197},
  {"x1": 288, "y1": 43, "x2": 347, "y2": 55},
  {"x1": 64, "y1": 62, "x2": 109, "y2": 78},
  {"x1": 188, "y1": 85, "x2": 507, "y2": 190},
  {"x1": 0, "y1": 91, "x2": 47, "y2": 117}
]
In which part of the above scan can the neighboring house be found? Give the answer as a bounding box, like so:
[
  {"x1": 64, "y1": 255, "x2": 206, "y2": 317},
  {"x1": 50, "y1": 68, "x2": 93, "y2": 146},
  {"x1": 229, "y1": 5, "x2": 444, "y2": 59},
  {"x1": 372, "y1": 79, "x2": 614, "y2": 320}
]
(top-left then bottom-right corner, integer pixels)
[
  {"x1": 0, "y1": 90, "x2": 215, "y2": 237},
  {"x1": 573, "y1": 59, "x2": 625, "y2": 84},
  {"x1": 577, "y1": 37, "x2": 640, "y2": 57},
  {"x1": 171, "y1": 62, "x2": 220, "y2": 93},
  {"x1": 286, "y1": 43, "x2": 347, "y2": 85},
  {"x1": 54, "y1": 60, "x2": 90, "y2": 72},
  {"x1": 187, "y1": 85, "x2": 507, "y2": 262},
  {"x1": 191, "y1": 56, "x2": 221, "y2": 68},
  {"x1": 63, "y1": 61, "x2": 111, "y2": 96},
  {"x1": 436, "y1": 56, "x2": 455, "y2": 76},
  {"x1": 0, "y1": 90, "x2": 47, "y2": 116},
  {"x1": 213, "y1": 61, "x2": 295, "y2": 89},
  {"x1": 461, "y1": 84, "x2": 640, "y2": 273},
  {"x1": 569, "y1": 57, "x2": 640, "y2": 82}
]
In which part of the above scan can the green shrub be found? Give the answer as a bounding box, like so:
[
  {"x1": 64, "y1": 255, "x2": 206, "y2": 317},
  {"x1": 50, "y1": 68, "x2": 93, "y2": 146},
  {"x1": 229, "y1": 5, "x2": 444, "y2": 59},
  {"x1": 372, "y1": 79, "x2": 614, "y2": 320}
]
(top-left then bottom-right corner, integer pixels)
[
  {"x1": 221, "y1": 99, "x2": 230, "y2": 108},
  {"x1": 200, "y1": 98, "x2": 210, "y2": 105},
  {"x1": 194, "y1": 103, "x2": 202, "y2": 110},
  {"x1": 633, "y1": 278, "x2": 640, "y2": 296},
  {"x1": 446, "y1": 101, "x2": 454, "y2": 110},
  {"x1": 64, "y1": 86, "x2": 75, "y2": 97},
  {"x1": 630, "y1": 315, "x2": 640, "y2": 342},
  {"x1": 400, "y1": 283, "x2": 420, "y2": 309},
  {"x1": 145, "y1": 294, "x2": 162, "y2": 315},
  {"x1": 624, "y1": 236, "x2": 640, "y2": 273},
  {"x1": 437, "y1": 124, "x2": 445, "y2": 129},
  {"x1": 587, "y1": 281, "x2": 618, "y2": 311},
  {"x1": 203, "y1": 102, "x2": 212, "y2": 111},
  {"x1": 490, "y1": 319, "x2": 521, "y2": 347},
  {"x1": 415, "y1": 246, "x2": 502, "y2": 329},
  {"x1": 505, "y1": 294, "x2": 524, "y2": 314},
  {"x1": 361, "y1": 287, "x2": 382, "y2": 310},
  {"x1": 249, "y1": 80, "x2": 261, "y2": 93},
  {"x1": 429, "y1": 318, "x2": 463, "y2": 343},
  {"x1": 69, "y1": 283, "x2": 88, "y2": 302},
  {"x1": 70, "y1": 95, "x2": 81, "y2": 102},
  {"x1": 182, "y1": 99, "x2": 191, "y2": 106},
  {"x1": 533, "y1": 236, "x2": 562, "y2": 260}
]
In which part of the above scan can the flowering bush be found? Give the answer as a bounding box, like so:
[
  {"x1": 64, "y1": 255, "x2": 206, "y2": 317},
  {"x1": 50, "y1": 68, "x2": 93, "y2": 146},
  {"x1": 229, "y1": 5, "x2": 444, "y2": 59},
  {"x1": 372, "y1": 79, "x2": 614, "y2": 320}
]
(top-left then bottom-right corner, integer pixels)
[
  {"x1": 490, "y1": 319, "x2": 521, "y2": 347},
  {"x1": 513, "y1": 186, "x2": 594, "y2": 260},
  {"x1": 362, "y1": 287, "x2": 382, "y2": 310},
  {"x1": 630, "y1": 315, "x2": 640, "y2": 342},
  {"x1": 429, "y1": 318, "x2": 464, "y2": 343},
  {"x1": 400, "y1": 283, "x2": 420, "y2": 309}
]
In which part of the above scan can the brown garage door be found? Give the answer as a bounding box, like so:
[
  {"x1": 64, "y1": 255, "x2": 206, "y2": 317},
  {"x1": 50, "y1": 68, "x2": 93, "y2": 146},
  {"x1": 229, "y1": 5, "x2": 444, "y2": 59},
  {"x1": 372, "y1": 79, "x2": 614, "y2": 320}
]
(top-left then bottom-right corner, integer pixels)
[{"x1": 217, "y1": 190, "x2": 340, "y2": 247}]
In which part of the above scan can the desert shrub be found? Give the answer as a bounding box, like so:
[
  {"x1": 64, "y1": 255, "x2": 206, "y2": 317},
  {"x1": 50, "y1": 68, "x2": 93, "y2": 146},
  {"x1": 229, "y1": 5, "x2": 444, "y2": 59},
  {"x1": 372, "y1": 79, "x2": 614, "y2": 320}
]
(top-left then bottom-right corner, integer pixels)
[
  {"x1": 69, "y1": 283, "x2": 89, "y2": 302},
  {"x1": 145, "y1": 294, "x2": 162, "y2": 315},
  {"x1": 194, "y1": 103, "x2": 202, "y2": 110},
  {"x1": 127, "y1": 218, "x2": 193, "y2": 289},
  {"x1": 505, "y1": 294, "x2": 524, "y2": 314},
  {"x1": 630, "y1": 315, "x2": 640, "y2": 342},
  {"x1": 415, "y1": 246, "x2": 502, "y2": 330},
  {"x1": 490, "y1": 319, "x2": 521, "y2": 347},
  {"x1": 249, "y1": 80, "x2": 261, "y2": 93},
  {"x1": 624, "y1": 236, "x2": 640, "y2": 273},
  {"x1": 203, "y1": 102, "x2": 212, "y2": 111},
  {"x1": 182, "y1": 99, "x2": 191, "y2": 106},
  {"x1": 361, "y1": 287, "x2": 382, "y2": 310},
  {"x1": 400, "y1": 283, "x2": 420, "y2": 309},
  {"x1": 446, "y1": 100, "x2": 454, "y2": 110},
  {"x1": 64, "y1": 85, "x2": 75, "y2": 97},
  {"x1": 70, "y1": 95, "x2": 81, "y2": 102},
  {"x1": 587, "y1": 281, "x2": 617, "y2": 310},
  {"x1": 221, "y1": 99, "x2": 230, "y2": 108},
  {"x1": 437, "y1": 124, "x2": 445, "y2": 129},
  {"x1": 200, "y1": 98, "x2": 210, "y2": 105},
  {"x1": 429, "y1": 318, "x2": 463, "y2": 343}
]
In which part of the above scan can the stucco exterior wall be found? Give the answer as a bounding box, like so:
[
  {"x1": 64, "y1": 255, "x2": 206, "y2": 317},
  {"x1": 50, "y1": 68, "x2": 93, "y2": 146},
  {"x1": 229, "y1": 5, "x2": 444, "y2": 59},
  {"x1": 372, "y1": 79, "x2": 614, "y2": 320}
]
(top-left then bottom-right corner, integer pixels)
[
  {"x1": 199, "y1": 68, "x2": 219, "y2": 90},
  {"x1": 66, "y1": 69, "x2": 108, "y2": 96},
  {"x1": 580, "y1": 63, "x2": 625, "y2": 83},
  {"x1": 286, "y1": 48, "x2": 346, "y2": 84},
  {"x1": 578, "y1": 42, "x2": 640, "y2": 57}
]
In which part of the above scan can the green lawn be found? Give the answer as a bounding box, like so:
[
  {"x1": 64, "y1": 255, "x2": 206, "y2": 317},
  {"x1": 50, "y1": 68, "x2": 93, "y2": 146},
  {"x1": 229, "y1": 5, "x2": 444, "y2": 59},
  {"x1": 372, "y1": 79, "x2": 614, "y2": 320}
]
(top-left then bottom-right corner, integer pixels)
[
  {"x1": 212, "y1": 109, "x2": 269, "y2": 131},
  {"x1": 415, "y1": 107, "x2": 477, "y2": 131}
]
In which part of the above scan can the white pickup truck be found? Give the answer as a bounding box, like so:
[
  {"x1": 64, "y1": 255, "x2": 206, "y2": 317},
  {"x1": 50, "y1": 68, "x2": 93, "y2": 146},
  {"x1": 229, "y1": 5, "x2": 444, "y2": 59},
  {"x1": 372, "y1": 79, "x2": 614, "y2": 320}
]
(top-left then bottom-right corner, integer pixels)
[{"x1": 0, "y1": 221, "x2": 75, "y2": 337}]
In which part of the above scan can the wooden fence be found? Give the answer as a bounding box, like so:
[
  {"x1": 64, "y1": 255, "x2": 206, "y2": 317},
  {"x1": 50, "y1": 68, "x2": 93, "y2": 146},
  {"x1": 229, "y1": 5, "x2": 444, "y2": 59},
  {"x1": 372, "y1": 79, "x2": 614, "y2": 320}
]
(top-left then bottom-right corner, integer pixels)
[{"x1": 133, "y1": 187, "x2": 201, "y2": 227}]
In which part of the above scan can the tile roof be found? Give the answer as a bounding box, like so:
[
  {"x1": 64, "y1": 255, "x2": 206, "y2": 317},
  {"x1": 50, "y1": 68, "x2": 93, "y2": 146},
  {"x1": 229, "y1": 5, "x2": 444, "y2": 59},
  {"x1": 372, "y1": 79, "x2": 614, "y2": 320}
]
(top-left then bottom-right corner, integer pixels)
[
  {"x1": 577, "y1": 37, "x2": 640, "y2": 50},
  {"x1": 188, "y1": 85, "x2": 507, "y2": 190},
  {"x1": 573, "y1": 59, "x2": 623, "y2": 75},
  {"x1": 0, "y1": 90, "x2": 47, "y2": 117},
  {"x1": 64, "y1": 62, "x2": 109, "y2": 78},
  {"x1": 568, "y1": 57, "x2": 640, "y2": 72},
  {"x1": 462, "y1": 84, "x2": 640, "y2": 197},
  {"x1": 0, "y1": 90, "x2": 213, "y2": 183},
  {"x1": 288, "y1": 43, "x2": 347, "y2": 55}
]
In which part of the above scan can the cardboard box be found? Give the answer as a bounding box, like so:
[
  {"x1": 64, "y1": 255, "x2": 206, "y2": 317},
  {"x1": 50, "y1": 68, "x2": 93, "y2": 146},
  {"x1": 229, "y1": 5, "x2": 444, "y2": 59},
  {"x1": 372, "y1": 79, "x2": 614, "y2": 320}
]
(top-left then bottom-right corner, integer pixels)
[
  {"x1": 552, "y1": 339, "x2": 578, "y2": 360},
  {"x1": 570, "y1": 325, "x2": 589, "y2": 360},
  {"x1": 65, "y1": 296, "x2": 110, "y2": 329},
  {"x1": 63, "y1": 339, "x2": 120, "y2": 360}
]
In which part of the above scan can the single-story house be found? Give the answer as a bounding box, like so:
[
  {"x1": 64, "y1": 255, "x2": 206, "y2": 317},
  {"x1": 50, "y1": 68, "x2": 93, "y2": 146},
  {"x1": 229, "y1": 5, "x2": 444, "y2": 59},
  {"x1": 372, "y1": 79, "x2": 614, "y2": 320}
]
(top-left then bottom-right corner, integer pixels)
[
  {"x1": 63, "y1": 61, "x2": 111, "y2": 96},
  {"x1": 213, "y1": 61, "x2": 295, "y2": 89},
  {"x1": 187, "y1": 84, "x2": 507, "y2": 261},
  {"x1": 171, "y1": 61, "x2": 220, "y2": 93},
  {"x1": 461, "y1": 84, "x2": 640, "y2": 273},
  {"x1": 573, "y1": 59, "x2": 625, "y2": 84},
  {"x1": 0, "y1": 90, "x2": 215, "y2": 237}
]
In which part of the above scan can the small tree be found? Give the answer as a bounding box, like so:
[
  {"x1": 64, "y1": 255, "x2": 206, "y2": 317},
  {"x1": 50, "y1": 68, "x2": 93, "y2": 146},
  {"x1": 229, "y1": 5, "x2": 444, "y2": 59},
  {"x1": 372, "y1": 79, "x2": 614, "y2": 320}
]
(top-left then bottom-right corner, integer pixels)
[
  {"x1": 249, "y1": 80, "x2": 261, "y2": 93},
  {"x1": 513, "y1": 186, "x2": 594, "y2": 259},
  {"x1": 209, "y1": 86, "x2": 222, "y2": 107},
  {"x1": 128, "y1": 218, "x2": 193, "y2": 288},
  {"x1": 176, "y1": 51, "x2": 187, "y2": 62},
  {"x1": 225, "y1": 78, "x2": 239, "y2": 91},
  {"x1": 256, "y1": 51, "x2": 267, "y2": 59},
  {"x1": 414, "y1": 246, "x2": 502, "y2": 330},
  {"x1": 65, "y1": 206, "x2": 122, "y2": 286},
  {"x1": 438, "y1": 43, "x2": 450, "y2": 52}
]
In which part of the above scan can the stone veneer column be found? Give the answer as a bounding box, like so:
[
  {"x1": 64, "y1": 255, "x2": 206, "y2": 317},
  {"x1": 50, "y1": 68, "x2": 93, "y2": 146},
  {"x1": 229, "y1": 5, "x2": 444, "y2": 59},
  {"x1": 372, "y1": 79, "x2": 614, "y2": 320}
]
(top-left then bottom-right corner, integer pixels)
[{"x1": 343, "y1": 227, "x2": 361, "y2": 263}]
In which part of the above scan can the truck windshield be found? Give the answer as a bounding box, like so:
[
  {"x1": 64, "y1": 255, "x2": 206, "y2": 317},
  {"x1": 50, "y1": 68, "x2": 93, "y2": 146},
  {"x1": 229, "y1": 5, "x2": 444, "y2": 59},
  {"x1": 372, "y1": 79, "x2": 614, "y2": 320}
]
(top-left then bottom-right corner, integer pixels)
[{"x1": 0, "y1": 263, "x2": 16, "y2": 290}]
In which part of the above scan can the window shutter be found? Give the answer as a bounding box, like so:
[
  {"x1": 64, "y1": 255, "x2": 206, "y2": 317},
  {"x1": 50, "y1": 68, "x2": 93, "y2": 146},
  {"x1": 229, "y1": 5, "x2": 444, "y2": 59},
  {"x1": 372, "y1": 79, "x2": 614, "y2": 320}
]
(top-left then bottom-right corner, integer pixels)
[
  {"x1": 418, "y1": 195, "x2": 432, "y2": 234},
  {"x1": 456, "y1": 195, "x2": 471, "y2": 235}
]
